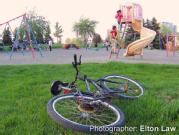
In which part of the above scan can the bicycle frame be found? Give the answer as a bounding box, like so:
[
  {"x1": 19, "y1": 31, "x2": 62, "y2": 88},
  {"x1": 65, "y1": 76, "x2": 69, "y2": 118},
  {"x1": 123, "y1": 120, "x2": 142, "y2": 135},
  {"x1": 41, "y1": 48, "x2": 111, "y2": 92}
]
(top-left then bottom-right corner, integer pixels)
[
  {"x1": 48, "y1": 54, "x2": 144, "y2": 133},
  {"x1": 70, "y1": 54, "x2": 125, "y2": 97}
]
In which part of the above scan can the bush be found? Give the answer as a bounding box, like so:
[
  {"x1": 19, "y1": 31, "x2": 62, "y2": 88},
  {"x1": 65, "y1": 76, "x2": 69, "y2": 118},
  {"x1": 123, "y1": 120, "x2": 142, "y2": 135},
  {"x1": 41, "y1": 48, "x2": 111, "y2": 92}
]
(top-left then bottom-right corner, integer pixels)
[
  {"x1": 0, "y1": 45, "x2": 11, "y2": 52},
  {"x1": 65, "y1": 38, "x2": 83, "y2": 47},
  {"x1": 40, "y1": 43, "x2": 63, "y2": 50},
  {"x1": 63, "y1": 44, "x2": 80, "y2": 49},
  {"x1": 52, "y1": 43, "x2": 63, "y2": 48}
]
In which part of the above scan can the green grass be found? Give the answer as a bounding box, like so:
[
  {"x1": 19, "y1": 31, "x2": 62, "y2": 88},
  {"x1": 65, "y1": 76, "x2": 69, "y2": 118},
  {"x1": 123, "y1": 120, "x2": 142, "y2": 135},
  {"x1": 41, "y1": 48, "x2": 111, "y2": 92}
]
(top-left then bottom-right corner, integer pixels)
[
  {"x1": 0, "y1": 43, "x2": 63, "y2": 52},
  {"x1": 40, "y1": 43, "x2": 63, "y2": 49},
  {"x1": 0, "y1": 63, "x2": 178, "y2": 135},
  {"x1": 0, "y1": 45, "x2": 11, "y2": 52}
]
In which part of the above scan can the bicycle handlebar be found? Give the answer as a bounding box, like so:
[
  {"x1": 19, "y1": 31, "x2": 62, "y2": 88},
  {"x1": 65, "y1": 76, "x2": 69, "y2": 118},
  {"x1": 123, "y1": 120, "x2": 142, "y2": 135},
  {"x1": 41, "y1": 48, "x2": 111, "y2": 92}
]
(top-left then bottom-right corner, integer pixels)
[
  {"x1": 72, "y1": 54, "x2": 82, "y2": 84},
  {"x1": 72, "y1": 54, "x2": 82, "y2": 67},
  {"x1": 74, "y1": 54, "x2": 77, "y2": 65},
  {"x1": 79, "y1": 55, "x2": 81, "y2": 65}
]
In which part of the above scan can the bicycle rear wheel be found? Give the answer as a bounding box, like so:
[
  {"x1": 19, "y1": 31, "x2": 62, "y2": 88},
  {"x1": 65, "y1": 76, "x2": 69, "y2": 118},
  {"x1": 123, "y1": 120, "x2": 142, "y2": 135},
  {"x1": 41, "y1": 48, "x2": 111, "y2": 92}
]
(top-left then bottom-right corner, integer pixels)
[
  {"x1": 47, "y1": 94, "x2": 125, "y2": 133},
  {"x1": 101, "y1": 75, "x2": 144, "y2": 99}
]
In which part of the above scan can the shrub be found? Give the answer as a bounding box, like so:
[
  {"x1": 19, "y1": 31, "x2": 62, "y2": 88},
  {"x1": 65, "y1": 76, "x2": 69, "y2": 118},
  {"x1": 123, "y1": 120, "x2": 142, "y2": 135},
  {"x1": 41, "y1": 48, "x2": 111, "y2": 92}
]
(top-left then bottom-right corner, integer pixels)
[{"x1": 65, "y1": 38, "x2": 83, "y2": 47}]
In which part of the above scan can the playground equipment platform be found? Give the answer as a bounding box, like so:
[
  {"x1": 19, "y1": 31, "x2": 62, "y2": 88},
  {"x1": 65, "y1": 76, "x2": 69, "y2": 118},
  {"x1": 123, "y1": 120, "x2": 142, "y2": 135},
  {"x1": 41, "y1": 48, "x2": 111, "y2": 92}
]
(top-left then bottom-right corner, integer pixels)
[{"x1": 109, "y1": 3, "x2": 156, "y2": 57}]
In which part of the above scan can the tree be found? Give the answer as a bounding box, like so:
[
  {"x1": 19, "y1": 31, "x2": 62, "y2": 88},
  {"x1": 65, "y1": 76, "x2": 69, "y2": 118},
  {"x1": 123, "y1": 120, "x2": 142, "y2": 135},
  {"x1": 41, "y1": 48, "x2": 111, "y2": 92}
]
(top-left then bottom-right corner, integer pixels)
[
  {"x1": 18, "y1": 26, "x2": 25, "y2": 42},
  {"x1": 151, "y1": 18, "x2": 160, "y2": 49},
  {"x1": 144, "y1": 17, "x2": 160, "y2": 49},
  {"x1": 54, "y1": 22, "x2": 63, "y2": 43},
  {"x1": 24, "y1": 10, "x2": 51, "y2": 43},
  {"x1": 144, "y1": 17, "x2": 160, "y2": 32},
  {"x1": 160, "y1": 24, "x2": 173, "y2": 36},
  {"x1": 73, "y1": 17, "x2": 98, "y2": 44},
  {"x1": 92, "y1": 33, "x2": 102, "y2": 47},
  {"x1": 44, "y1": 24, "x2": 51, "y2": 43},
  {"x1": 0, "y1": 34, "x2": 3, "y2": 45},
  {"x1": 125, "y1": 24, "x2": 140, "y2": 46},
  {"x1": 13, "y1": 27, "x2": 25, "y2": 43},
  {"x1": 3, "y1": 27, "x2": 12, "y2": 45},
  {"x1": 144, "y1": 19, "x2": 153, "y2": 29}
]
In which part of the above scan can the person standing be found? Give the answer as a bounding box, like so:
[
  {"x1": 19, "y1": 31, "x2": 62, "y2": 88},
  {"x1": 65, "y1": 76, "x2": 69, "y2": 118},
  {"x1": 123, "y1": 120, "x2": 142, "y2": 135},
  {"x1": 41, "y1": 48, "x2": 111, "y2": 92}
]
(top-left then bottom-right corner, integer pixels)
[
  {"x1": 104, "y1": 40, "x2": 110, "y2": 51},
  {"x1": 109, "y1": 25, "x2": 120, "y2": 59},
  {"x1": 48, "y1": 39, "x2": 52, "y2": 52}
]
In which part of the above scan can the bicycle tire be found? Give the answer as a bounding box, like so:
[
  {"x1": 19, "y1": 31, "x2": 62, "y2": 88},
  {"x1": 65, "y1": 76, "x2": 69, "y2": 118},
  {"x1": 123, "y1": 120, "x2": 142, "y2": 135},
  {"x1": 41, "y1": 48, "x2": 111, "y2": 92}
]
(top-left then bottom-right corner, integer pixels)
[
  {"x1": 100, "y1": 74, "x2": 144, "y2": 99},
  {"x1": 47, "y1": 94, "x2": 125, "y2": 133}
]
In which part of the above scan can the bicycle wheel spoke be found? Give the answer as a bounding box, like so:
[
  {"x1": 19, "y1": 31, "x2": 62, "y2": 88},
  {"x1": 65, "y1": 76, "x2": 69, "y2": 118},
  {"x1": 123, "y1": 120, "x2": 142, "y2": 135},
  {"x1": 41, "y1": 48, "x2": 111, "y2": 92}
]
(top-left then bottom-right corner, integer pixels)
[
  {"x1": 100, "y1": 118, "x2": 114, "y2": 124},
  {"x1": 86, "y1": 118, "x2": 93, "y2": 125},
  {"x1": 68, "y1": 114, "x2": 81, "y2": 120},
  {"x1": 62, "y1": 105, "x2": 78, "y2": 111},
  {"x1": 102, "y1": 75, "x2": 144, "y2": 99},
  {"x1": 79, "y1": 118, "x2": 88, "y2": 125},
  {"x1": 129, "y1": 88, "x2": 141, "y2": 94},
  {"x1": 69, "y1": 114, "x2": 88, "y2": 122},
  {"x1": 85, "y1": 118, "x2": 89, "y2": 125},
  {"x1": 48, "y1": 94, "x2": 125, "y2": 132},
  {"x1": 128, "y1": 89, "x2": 136, "y2": 94},
  {"x1": 92, "y1": 113, "x2": 115, "y2": 120},
  {"x1": 60, "y1": 99, "x2": 76, "y2": 106},
  {"x1": 55, "y1": 104, "x2": 79, "y2": 113},
  {"x1": 54, "y1": 98, "x2": 85, "y2": 120},
  {"x1": 90, "y1": 116, "x2": 106, "y2": 125},
  {"x1": 107, "y1": 79, "x2": 129, "y2": 90},
  {"x1": 73, "y1": 116, "x2": 81, "y2": 123},
  {"x1": 67, "y1": 110, "x2": 81, "y2": 115}
]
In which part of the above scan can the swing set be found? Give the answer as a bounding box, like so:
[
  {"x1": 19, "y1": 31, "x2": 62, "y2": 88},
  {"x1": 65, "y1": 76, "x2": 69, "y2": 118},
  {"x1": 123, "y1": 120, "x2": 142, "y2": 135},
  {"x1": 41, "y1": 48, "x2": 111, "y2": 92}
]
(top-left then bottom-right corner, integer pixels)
[{"x1": 0, "y1": 13, "x2": 43, "y2": 59}]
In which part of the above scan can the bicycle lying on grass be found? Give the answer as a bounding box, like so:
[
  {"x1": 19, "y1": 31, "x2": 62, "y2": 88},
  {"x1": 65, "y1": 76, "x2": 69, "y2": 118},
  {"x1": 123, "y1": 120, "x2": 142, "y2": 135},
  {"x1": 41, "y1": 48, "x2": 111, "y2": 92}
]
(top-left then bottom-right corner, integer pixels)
[{"x1": 47, "y1": 54, "x2": 144, "y2": 133}]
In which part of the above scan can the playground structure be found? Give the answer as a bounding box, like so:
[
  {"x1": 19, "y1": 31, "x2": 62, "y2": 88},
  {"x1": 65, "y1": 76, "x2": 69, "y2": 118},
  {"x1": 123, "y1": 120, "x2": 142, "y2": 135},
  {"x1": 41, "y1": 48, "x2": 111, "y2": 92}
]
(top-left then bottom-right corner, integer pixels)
[
  {"x1": 109, "y1": 2, "x2": 156, "y2": 57},
  {"x1": 0, "y1": 13, "x2": 42, "y2": 59},
  {"x1": 165, "y1": 33, "x2": 179, "y2": 56}
]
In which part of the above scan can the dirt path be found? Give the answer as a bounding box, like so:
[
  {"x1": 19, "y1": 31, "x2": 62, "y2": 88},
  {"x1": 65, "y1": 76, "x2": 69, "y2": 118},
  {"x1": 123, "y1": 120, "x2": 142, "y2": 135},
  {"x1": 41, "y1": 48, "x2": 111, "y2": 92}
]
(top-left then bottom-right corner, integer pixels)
[{"x1": 0, "y1": 48, "x2": 179, "y2": 65}]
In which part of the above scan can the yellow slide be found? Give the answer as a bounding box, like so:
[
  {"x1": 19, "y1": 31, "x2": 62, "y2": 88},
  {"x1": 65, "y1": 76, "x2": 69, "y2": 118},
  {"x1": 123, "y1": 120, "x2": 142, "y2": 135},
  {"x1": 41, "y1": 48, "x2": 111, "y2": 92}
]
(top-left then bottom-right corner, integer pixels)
[{"x1": 124, "y1": 20, "x2": 156, "y2": 56}]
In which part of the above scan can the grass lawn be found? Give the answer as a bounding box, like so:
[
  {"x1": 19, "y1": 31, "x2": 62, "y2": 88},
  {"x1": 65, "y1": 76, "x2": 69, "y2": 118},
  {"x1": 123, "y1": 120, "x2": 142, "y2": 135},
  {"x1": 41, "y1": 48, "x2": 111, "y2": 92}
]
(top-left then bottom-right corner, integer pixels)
[
  {"x1": 0, "y1": 43, "x2": 63, "y2": 52},
  {"x1": 0, "y1": 62, "x2": 178, "y2": 135}
]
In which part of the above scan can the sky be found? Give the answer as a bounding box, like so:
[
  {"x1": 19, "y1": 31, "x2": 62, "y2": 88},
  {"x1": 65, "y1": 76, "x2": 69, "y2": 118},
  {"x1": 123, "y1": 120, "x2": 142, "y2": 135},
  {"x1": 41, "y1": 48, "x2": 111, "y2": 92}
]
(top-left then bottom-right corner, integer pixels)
[{"x1": 0, "y1": 0, "x2": 178, "y2": 42}]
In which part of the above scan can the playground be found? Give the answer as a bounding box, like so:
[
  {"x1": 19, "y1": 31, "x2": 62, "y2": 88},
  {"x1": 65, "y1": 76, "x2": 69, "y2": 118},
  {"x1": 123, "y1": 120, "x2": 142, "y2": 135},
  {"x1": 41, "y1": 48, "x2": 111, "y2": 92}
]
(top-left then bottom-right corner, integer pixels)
[
  {"x1": 0, "y1": 48, "x2": 179, "y2": 65},
  {"x1": 0, "y1": 1, "x2": 179, "y2": 135},
  {"x1": 0, "y1": 3, "x2": 179, "y2": 65},
  {"x1": 1, "y1": 2, "x2": 179, "y2": 65},
  {"x1": 0, "y1": 13, "x2": 43, "y2": 60}
]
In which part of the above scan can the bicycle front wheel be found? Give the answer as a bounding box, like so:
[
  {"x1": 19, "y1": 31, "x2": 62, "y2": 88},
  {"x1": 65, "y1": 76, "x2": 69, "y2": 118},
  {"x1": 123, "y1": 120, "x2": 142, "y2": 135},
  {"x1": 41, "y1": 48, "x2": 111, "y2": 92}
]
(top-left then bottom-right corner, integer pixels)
[
  {"x1": 47, "y1": 94, "x2": 125, "y2": 133},
  {"x1": 101, "y1": 75, "x2": 144, "y2": 99}
]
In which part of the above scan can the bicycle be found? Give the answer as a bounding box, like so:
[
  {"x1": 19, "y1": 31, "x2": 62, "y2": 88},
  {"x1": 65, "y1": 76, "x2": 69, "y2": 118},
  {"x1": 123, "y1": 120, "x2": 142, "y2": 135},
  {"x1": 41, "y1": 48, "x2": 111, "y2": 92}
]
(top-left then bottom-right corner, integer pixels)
[{"x1": 47, "y1": 54, "x2": 144, "y2": 133}]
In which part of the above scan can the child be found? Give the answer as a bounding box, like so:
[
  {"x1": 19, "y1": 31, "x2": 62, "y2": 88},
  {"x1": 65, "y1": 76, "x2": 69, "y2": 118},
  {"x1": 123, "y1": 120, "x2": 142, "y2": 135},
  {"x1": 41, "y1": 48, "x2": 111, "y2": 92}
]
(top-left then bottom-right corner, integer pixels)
[
  {"x1": 109, "y1": 26, "x2": 120, "y2": 58},
  {"x1": 110, "y1": 25, "x2": 118, "y2": 40},
  {"x1": 104, "y1": 40, "x2": 110, "y2": 51},
  {"x1": 115, "y1": 10, "x2": 123, "y2": 30}
]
